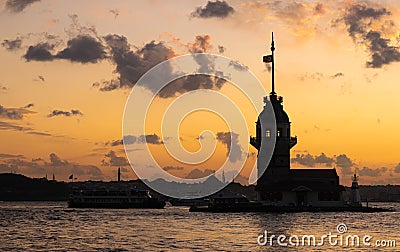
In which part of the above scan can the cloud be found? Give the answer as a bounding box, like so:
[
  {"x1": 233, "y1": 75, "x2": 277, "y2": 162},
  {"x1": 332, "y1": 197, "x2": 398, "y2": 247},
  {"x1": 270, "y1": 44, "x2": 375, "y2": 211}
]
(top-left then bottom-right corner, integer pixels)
[
  {"x1": 163, "y1": 166, "x2": 184, "y2": 172},
  {"x1": 21, "y1": 25, "x2": 228, "y2": 97},
  {"x1": 330, "y1": 72, "x2": 344, "y2": 78},
  {"x1": 218, "y1": 45, "x2": 225, "y2": 53},
  {"x1": 394, "y1": 164, "x2": 400, "y2": 173},
  {"x1": 0, "y1": 153, "x2": 24, "y2": 159},
  {"x1": 24, "y1": 35, "x2": 107, "y2": 64},
  {"x1": 24, "y1": 42, "x2": 54, "y2": 61},
  {"x1": 0, "y1": 153, "x2": 104, "y2": 180},
  {"x1": 313, "y1": 2, "x2": 325, "y2": 15},
  {"x1": 24, "y1": 103, "x2": 34, "y2": 108},
  {"x1": 110, "y1": 9, "x2": 119, "y2": 19},
  {"x1": 27, "y1": 131, "x2": 52, "y2": 137},
  {"x1": 0, "y1": 121, "x2": 32, "y2": 131},
  {"x1": 315, "y1": 153, "x2": 335, "y2": 166},
  {"x1": 291, "y1": 153, "x2": 316, "y2": 167},
  {"x1": 0, "y1": 105, "x2": 34, "y2": 120},
  {"x1": 299, "y1": 72, "x2": 324, "y2": 81},
  {"x1": 187, "y1": 34, "x2": 212, "y2": 53},
  {"x1": 47, "y1": 109, "x2": 83, "y2": 117},
  {"x1": 4, "y1": 0, "x2": 40, "y2": 13},
  {"x1": 291, "y1": 152, "x2": 355, "y2": 174},
  {"x1": 185, "y1": 168, "x2": 214, "y2": 179},
  {"x1": 49, "y1": 153, "x2": 68, "y2": 166},
  {"x1": 96, "y1": 34, "x2": 175, "y2": 92},
  {"x1": 340, "y1": 2, "x2": 400, "y2": 68},
  {"x1": 55, "y1": 35, "x2": 107, "y2": 63},
  {"x1": 1, "y1": 38, "x2": 22, "y2": 51},
  {"x1": 356, "y1": 166, "x2": 388, "y2": 177},
  {"x1": 216, "y1": 131, "x2": 243, "y2": 163},
  {"x1": 102, "y1": 150, "x2": 129, "y2": 167},
  {"x1": 105, "y1": 134, "x2": 163, "y2": 146},
  {"x1": 191, "y1": 0, "x2": 235, "y2": 19},
  {"x1": 333, "y1": 154, "x2": 354, "y2": 174},
  {"x1": 139, "y1": 134, "x2": 163, "y2": 145}
]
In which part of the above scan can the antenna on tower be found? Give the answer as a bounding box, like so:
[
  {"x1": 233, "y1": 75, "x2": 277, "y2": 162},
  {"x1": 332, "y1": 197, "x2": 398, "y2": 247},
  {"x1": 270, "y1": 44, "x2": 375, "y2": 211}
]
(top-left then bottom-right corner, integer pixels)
[
  {"x1": 271, "y1": 32, "x2": 275, "y2": 95},
  {"x1": 262, "y1": 32, "x2": 275, "y2": 95}
]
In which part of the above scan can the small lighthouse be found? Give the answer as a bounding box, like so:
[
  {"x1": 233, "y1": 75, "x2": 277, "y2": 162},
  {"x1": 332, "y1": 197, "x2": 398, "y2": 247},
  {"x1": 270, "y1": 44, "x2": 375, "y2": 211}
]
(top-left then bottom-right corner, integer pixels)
[{"x1": 351, "y1": 173, "x2": 362, "y2": 207}]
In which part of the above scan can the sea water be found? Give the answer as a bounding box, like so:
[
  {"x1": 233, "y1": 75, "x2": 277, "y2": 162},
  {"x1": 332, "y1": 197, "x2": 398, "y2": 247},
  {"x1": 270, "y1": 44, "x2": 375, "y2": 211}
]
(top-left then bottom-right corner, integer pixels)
[{"x1": 0, "y1": 201, "x2": 399, "y2": 251}]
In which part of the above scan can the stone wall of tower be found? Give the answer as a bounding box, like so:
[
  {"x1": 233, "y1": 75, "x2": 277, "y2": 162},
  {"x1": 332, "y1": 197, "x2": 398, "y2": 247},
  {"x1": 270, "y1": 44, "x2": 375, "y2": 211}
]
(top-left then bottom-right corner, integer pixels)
[{"x1": 253, "y1": 94, "x2": 294, "y2": 190}]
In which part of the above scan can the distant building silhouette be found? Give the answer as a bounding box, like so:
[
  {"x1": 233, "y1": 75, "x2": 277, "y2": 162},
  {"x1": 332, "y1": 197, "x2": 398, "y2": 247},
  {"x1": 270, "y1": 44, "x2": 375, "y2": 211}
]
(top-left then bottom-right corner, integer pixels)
[{"x1": 250, "y1": 34, "x2": 345, "y2": 207}]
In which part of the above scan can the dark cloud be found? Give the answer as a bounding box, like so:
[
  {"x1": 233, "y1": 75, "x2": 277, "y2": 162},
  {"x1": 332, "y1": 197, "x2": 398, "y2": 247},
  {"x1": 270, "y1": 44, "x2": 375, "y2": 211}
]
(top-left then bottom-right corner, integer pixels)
[
  {"x1": 0, "y1": 153, "x2": 104, "y2": 180},
  {"x1": 364, "y1": 31, "x2": 400, "y2": 68},
  {"x1": 185, "y1": 168, "x2": 214, "y2": 179},
  {"x1": 0, "y1": 105, "x2": 34, "y2": 120},
  {"x1": 191, "y1": 0, "x2": 235, "y2": 19},
  {"x1": 140, "y1": 134, "x2": 163, "y2": 145},
  {"x1": 4, "y1": 0, "x2": 40, "y2": 13},
  {"x1": 102, "y1": 150, "x2": 129, "y2": 167},
  {"x1": 216, "y1": 131, "x2": 243, "y2": 163},
  {"x1": 340, "y1": 2, "x2": 400, "y2": 68},
  {"x1": 330, "y1": 72, "x2": 344, "y2": 78},
  {"x1": 291, "y1": 152, "x2": 354, "y2": 174},
  {"x1": 163, "y1": 166, "x2": 184, "y2": 172},
  {"x1": 218, "y1": 45, "x2": 225, "y2": 53},
  {"x1": 122, "y1": 135, "x2": 137, "y2": 145},
  {"x1": 342, "y1": 3, "x2": 390, "y2": 38},
  {"x1": 229, "y1": 60, "x2": 248, "y2": 71},
  {"x1": 291, "y1": 153, "x2": 316, "y2": 167},
  {"x1": 56, "y1": 35, "x2": 107, "y2": 63},
  {"x1": 334, "y1": 154, "x2": 354, "y2": 174},
  {"x1": 313, "y1": 2, "x2": 325, "y2": 15},
  {"x1": 394, "y1": 164, "x2": 400, "y2": 173},
  {"x1": 1, "y1": 38, "x2": 22, "y2": 51},
  {"x1": 0, "y1": 163, "x2": 19, "y2": 173},
  {"x1": 315, "y1": 153, "x2": 335, "y2": 166},
  {"x1": 0, "y1": 121, "x2": 32, "y2": 131},
  {"x1": 27, "y1": 131, "x2": 52, "y2": 137},
  {"x1": 188, "y1": 34, "x2": 212, "y2": 53},
  {"x1": 0, "y1": 153, "x2": 24, "y2": 159},
  {"x1": 24, "y1": 103, "x2": 34, "y2": 108},
  {"x1": 105, "y1": 134, "x2": 163, "y2": 146},
  {"x1": 24, "y1": 43, "x2": 54, "y2": 61},
  {"x1": 356, "y1": 166, "x2": 388, "y2": 177},
  {"x1": 24, "y1": 34, "x2": 106, "y2": 64},
  {"x1": 0, "y1": 85, "x2": 7, "y2": 92},
  {"x1": 49, "y1": 153, "x2": 68, "y2": 166},
  {"x1": 97, "y1": 34, "x2": 175, "y2": 92},
  {"x1": 47, "y1": 109, "x2": 83, "y2": 117},
  {"x1": 38, "y1": 75, "x2": 45, "y2": 82}
]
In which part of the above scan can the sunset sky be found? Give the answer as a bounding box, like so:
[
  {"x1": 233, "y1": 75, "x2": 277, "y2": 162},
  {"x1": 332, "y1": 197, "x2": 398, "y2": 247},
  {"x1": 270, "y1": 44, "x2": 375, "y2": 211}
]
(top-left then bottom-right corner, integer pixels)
[{"x1": 1, "y1": 0, "x2": 400, "y2": 185}]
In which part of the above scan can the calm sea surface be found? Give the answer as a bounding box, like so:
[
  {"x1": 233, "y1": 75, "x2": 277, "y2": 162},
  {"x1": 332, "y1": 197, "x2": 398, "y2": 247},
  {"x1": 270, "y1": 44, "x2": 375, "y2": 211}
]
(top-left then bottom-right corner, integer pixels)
[{"x1": 0, "y1": 201, "x2": 399, "y2": 251}]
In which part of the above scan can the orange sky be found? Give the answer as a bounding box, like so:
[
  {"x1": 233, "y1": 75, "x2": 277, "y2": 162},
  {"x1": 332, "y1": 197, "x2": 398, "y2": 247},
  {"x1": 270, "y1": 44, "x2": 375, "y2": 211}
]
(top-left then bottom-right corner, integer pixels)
[{"x1": 1, "y1": 0, "x2": 400, "y2": 185}]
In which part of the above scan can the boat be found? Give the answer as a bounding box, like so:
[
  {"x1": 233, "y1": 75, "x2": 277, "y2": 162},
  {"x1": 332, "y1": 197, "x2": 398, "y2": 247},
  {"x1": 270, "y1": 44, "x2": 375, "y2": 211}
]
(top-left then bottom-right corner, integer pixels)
[
  {"x1": 68, "y1": 188, "x2": 166, "y2": 209},
  {"x1": 189, "y1": 193, "x2": 395, "y2": 213},
  {"x1": 169, "y1": 197, "x2": 208, "y2": 207},
  {"x1": 190, "y1": 193, "x2": 264, "y2": 212}
]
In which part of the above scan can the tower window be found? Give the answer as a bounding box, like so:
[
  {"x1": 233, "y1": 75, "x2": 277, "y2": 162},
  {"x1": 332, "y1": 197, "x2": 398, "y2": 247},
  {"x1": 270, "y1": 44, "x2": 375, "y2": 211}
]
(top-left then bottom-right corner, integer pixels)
[
  {"x1": 277, "y1": 128, "x2": 282, "y2": 137},
  {"x1": 266, "y1": 130, "x2": 271, "y2": 138}
]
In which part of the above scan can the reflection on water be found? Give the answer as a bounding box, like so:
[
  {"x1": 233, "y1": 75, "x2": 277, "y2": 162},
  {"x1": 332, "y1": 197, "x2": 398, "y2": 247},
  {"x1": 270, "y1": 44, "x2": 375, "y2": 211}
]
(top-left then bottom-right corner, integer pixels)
[{"x1": 0, "y1": 202, "x2": 398, "y2": 251}]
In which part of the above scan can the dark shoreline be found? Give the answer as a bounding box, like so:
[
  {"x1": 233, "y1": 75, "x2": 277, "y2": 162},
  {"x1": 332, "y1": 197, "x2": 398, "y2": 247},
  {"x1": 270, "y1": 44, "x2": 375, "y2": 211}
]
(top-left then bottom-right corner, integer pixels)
[{"x1": 1, "y1": 173, "x2": 400, "y2": 202}]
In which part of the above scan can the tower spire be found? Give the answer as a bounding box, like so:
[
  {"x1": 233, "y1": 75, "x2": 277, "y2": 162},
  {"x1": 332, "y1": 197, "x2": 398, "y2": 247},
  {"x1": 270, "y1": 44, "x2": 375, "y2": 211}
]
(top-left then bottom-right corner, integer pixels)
[
  {"x1": 262, "y1": 32, "x2": 276, "y2": 96},
  {"x1": 271, "y1": 32, "x2": 275, "y2": 95}
]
